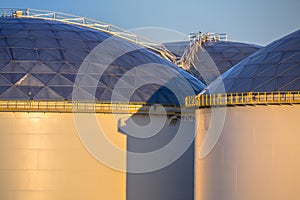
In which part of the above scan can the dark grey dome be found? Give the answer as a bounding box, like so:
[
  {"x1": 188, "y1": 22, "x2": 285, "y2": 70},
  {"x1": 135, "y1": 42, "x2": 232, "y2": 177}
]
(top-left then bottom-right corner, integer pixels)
[
  {"x1": 206, "y1": 29, "x2": 300, "y2": 93},
  {"x1": 163, "y1": 40, "x2": 261, "y2": 83},
  {"x1": 0, "y1": 17, "x2": 205, "y2": 105}
]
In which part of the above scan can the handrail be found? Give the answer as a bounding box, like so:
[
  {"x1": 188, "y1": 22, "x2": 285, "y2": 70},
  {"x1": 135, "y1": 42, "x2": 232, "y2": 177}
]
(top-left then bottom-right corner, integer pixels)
[
  {"x1": 185, "y1": 91, "x2": 300, "y2": 108},
  {"x1": 188, "y1": 32, "x2": 228, "y2": 43},
  {"x1": 0, "y1": 100, "x2": 193, "y2": 116},
  {"x1": 0, "y1": 8, "x2": 176, "y2": 63},
  {"x1": 178, "y1": 32, "x2": 228, "y2": 71}
]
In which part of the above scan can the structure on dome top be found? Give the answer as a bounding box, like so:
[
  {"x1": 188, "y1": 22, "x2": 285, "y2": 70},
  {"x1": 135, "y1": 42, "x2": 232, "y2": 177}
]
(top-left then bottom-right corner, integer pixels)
[{"x1": 164, "y1": 32, "x2": 261, "y2": 84}]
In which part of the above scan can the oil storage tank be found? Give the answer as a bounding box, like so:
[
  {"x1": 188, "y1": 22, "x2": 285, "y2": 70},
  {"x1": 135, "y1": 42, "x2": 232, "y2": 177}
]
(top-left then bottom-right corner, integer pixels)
[
  {"x1": 0, "y1": 9, "x2": 205, "y2": 200},
  {"x1": 186, "y1": 29, "x2": 300, "y2": 200}
]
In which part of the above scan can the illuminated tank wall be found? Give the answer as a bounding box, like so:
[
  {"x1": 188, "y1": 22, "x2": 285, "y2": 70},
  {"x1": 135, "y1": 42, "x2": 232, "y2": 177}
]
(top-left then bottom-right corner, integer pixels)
[
  {"x1": 195, "y1": 105, "x2": 300, "y2": 200},
  {"x1": 0, "y1": 112, "x2": 127, "y2": 200}
]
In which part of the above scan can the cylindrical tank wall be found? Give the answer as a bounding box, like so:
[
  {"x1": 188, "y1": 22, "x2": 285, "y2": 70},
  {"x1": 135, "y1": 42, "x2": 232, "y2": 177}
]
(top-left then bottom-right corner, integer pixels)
[
  {"x1": 0, "y1": 112, "x2": 127, "y2": 200},
  {"x1": 126, "y1": 115, "x2": 195, "y2": 200},
  {"x1": 0, "y1": 111, "x2": 196, "y2": 200},
  {"x1": 195, "y1": 105, "x2": 300, "y2": 200}
]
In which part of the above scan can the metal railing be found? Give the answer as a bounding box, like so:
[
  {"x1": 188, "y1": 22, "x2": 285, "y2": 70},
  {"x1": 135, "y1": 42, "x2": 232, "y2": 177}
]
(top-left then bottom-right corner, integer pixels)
[
  {"x1": 0, "y1": 8, "x2": 176, "y2": 62},
  {"x1": 177, "y1": 32, "x2": 228, "y2": 70},
  {"x1": 185, "y1": 91, "x2": 300, "y2": 108},
  {"x1": 188, "y1": 32, "x2": 228, "y2": 43},
  {"x1": 0, "y1": 100, "x2": 193, "y2": 116}
]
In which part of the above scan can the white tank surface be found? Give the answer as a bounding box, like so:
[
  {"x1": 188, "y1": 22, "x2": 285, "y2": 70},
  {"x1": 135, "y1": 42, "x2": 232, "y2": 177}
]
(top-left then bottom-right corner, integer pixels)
[
  {"x1": 186, "y1": 29, "x2": 300, "y2": 200},
  {"x1": 195, "y1": 105, "x2": 300, "y2": 200},
  {"x1": 0, "y1": 112, "x2": 127, "y2": 200},
  {"x1": 0, "y1": 9, "x2": 205, "y2": 200}
]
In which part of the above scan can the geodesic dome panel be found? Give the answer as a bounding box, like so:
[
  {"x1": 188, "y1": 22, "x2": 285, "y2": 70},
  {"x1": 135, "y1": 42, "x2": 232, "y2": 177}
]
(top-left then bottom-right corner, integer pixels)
[
  {"x1": 163, "y1": 41, "x2": 261, "y2": 83},
  {"x1": 202, "y1": 41, "x2": 261, "y2": 75},
  {"x1": 0, "y1": 17, "x2": 205, "y2": 104},
  {"x1": 206, "y1": 29, "x2": 300, "y2": 93}
]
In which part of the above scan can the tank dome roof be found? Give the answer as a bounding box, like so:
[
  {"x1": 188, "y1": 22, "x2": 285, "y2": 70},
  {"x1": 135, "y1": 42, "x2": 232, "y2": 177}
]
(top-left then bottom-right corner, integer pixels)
[
  {"x1": 206, "y1": 29, "x2": 300, "y2": 94},
  {"x1": 163, "y1": 40, "x2": 261, "y2": 83},
  {"x1": 0, "y1": 17, "x2": 204, "y2": 105}
]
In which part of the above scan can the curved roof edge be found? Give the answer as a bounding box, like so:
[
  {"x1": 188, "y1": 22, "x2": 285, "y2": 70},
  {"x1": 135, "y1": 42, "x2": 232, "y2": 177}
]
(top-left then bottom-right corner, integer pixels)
[
  {"x1": 0, "y1": 8, "x2": 176, "y2": 62},
  {"x1": 205, "y1": 29, "x2": 300, "y2": 94}
]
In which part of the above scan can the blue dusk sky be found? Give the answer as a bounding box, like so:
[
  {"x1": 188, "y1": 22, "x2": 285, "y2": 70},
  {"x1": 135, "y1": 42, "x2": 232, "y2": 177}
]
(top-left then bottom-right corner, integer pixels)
[{"x1": 1, "y1": 0, "x2": 300, "y2": 45}]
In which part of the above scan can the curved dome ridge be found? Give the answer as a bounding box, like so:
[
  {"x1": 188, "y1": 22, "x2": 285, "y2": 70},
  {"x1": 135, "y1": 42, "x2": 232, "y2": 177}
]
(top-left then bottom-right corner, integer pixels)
[{"x1": 0, "y1": 17, "x2": 205, "y2": 104}]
